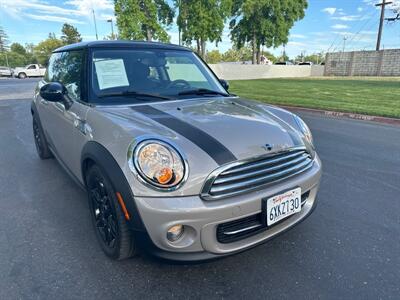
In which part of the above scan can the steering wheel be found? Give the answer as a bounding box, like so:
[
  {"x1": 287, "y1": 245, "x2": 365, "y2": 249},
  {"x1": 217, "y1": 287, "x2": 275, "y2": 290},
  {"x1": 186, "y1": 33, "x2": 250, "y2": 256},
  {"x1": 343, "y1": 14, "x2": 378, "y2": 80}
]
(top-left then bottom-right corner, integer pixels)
[{"x1": 166, "y1": 79, "x2": 191, "y2": 90}]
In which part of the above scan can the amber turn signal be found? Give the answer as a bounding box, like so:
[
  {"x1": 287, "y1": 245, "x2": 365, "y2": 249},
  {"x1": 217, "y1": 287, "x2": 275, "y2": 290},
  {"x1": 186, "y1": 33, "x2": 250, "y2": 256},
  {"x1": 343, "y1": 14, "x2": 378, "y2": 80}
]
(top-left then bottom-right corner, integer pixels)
[{"x1": 156, "y1": 167, "x2": 173, "y2": 184}]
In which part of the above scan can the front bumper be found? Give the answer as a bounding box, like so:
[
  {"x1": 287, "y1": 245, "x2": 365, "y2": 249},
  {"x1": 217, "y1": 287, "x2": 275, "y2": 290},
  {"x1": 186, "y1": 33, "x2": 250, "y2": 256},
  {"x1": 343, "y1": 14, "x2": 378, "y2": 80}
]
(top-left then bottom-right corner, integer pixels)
[{"x1": 134, "y1": 154, "x2": 322, "y2": 261}]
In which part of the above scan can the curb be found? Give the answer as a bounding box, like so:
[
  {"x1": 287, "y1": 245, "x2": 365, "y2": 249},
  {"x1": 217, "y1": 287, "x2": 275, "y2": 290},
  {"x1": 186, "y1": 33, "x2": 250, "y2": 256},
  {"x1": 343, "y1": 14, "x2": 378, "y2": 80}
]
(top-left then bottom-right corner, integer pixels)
[{"x1": 278, "y1": 105, "x2": 400, "y2": 126}]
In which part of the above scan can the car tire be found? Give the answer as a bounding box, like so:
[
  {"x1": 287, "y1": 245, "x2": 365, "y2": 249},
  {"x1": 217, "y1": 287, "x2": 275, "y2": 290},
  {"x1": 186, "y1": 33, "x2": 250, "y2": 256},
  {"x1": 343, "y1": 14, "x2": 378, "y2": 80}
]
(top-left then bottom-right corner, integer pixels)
[
  {"x1": 86, "y1": 164, "x2": 137, "y2": 260},
  {"x1": 32, "y1": 115, "x2": 53, "y2": 159},
  {"x1": 18, "y1": 73, "x2": 27, "y2": 79}
]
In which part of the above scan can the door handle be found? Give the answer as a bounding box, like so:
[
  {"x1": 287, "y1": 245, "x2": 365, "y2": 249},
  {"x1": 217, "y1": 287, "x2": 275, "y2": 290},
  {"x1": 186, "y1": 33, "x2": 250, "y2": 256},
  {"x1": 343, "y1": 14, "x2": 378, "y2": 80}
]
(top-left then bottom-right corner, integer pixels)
[{"x1": 54, "y1": 102, "x2": 65, "y2": 113}]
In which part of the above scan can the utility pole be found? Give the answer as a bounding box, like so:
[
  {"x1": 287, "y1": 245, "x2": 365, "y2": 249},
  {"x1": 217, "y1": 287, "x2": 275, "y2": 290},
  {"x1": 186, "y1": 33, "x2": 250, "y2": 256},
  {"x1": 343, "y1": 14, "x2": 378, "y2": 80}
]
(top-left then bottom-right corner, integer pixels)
[
  {"x1": 177, "y1": 0, "x2": 181, "y2": 45},
  {"x1": 92, "y1": 9, "x2": 99, "y2": 40},
  {"x1": 107, "y1": 19, "x2": 115, "y2": 40},
  {"x1": 282, "y1": 44, "x2": 286, "y2": 60},
  {"x1": 342, "y1": 36, "x2": 347, "y2": 52},
  {"x1": 5, "y1": 52, "x2": 9, "y2": 68},
  {"x1": 375, "y1": 0, "x2": 392, "y2": 50}
]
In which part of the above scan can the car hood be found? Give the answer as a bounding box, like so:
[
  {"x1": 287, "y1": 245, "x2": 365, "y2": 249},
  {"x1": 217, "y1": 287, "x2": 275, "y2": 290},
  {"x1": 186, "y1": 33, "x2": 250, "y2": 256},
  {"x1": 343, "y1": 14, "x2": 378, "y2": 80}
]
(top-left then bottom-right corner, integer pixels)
[{"x1": 99, "y1": 97, "x2": 305, "y2": 164}]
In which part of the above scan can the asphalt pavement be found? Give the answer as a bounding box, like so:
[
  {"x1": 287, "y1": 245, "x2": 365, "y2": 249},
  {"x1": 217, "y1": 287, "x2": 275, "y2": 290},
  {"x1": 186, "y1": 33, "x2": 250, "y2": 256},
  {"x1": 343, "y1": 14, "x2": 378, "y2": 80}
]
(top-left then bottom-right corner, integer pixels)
[{"x1": 0, "y1": 78, "x2": 399, "y2": 299}]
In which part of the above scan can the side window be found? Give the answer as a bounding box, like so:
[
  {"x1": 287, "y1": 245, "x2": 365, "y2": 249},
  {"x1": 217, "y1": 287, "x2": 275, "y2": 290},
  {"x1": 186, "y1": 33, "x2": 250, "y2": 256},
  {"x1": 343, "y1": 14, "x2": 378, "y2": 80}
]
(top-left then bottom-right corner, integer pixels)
[
  {"x1": 46, "y1": 51, "x2": 83, "y2": 101},
  {"x1": 46, "y1": 53, "x2": 62, "y2": 82},
  {"x1": 27, "y1": 65, "x2": 36, "y2": 70}
]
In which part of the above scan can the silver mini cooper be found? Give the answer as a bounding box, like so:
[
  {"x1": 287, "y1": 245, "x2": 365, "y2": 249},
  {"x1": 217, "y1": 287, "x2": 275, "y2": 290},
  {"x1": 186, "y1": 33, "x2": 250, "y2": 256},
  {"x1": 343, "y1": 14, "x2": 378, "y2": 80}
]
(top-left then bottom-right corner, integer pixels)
[{"x1": 31, "y1": 41, "x2": 322, "y2": 261}]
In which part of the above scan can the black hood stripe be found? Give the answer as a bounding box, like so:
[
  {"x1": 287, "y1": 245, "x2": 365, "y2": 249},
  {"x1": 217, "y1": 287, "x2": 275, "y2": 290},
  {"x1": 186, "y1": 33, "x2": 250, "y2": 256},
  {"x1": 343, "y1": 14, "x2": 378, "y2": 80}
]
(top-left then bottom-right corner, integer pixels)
[{"x1": 131, "y1": 105, "x2": 237, "y2": 165}]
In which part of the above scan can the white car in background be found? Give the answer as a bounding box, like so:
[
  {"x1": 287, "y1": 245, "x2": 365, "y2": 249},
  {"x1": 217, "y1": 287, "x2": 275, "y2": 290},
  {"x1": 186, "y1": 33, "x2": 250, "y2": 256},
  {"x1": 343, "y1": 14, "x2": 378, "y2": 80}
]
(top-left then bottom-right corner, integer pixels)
[
  {"x1": 14, "y1": 64, "x2": 46, "y2": 79},
  {"x1": 0, "y1": 66, "x2": 13, "y2": 77}
]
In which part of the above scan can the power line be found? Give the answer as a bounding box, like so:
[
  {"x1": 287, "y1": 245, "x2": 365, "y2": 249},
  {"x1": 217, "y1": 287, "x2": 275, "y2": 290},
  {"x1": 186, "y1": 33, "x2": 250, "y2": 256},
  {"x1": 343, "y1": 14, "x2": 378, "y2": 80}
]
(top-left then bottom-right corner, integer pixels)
[
  {"x1": 326, "y1": 33, "x2": 342, "y2": 53},
  {"x1": 345, "y1": 18, "x2": 380, "y2": 51},
  {"x1": 343, "y1": 10, "x2": 380, "y2": 50},
  {"x1": 327, "y1": 9, "x2": 380, "y2": 53}
]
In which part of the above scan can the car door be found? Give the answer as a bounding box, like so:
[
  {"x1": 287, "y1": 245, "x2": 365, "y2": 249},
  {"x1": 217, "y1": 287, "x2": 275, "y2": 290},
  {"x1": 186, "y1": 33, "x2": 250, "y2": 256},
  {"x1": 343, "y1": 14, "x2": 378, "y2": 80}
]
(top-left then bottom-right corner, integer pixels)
[
  {"x1": 38, "y1": 50, "x2": 89, "y2": 176},
  {"x1": 26, "y1": 65, "x2": 37, "y2": 76}
]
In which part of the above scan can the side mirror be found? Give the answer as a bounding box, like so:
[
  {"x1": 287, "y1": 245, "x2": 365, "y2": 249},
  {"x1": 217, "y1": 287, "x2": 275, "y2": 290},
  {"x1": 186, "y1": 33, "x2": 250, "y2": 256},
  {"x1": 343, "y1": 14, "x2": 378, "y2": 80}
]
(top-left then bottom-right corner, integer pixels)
[
  {"x1": 40, "y1": 82, "x2": 68, "y2": 103},
  {"x1": 219, "y1": 79, "x2": 229, "y2": 91},
  {"x1": 40, "y1": 82, "x2": 72, "y2": 110}
]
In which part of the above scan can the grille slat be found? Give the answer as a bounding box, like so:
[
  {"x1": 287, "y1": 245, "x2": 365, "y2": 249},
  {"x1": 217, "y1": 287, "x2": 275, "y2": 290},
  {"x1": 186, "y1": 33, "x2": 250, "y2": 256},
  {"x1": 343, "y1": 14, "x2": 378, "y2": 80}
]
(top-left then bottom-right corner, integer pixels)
[
  {"x1": 214, "y1": 154, "x2": 310, "y2": 185},
  {"x1": 210, "y1": 158, "x2": 313, "y2": 195},
  {"x1": 202, "y1": 148, "x2": 314, "y2": 200},
  {"x1": 222, "y1": 150, "x2": 305, "y2": 176}
]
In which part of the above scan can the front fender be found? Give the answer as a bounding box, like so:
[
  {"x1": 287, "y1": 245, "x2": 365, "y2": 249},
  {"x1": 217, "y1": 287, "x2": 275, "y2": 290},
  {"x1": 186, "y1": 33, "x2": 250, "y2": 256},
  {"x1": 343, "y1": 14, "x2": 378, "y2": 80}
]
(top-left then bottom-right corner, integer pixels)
[{"x1": 81, "y1": 141, "x2": 146, "y2": 232}]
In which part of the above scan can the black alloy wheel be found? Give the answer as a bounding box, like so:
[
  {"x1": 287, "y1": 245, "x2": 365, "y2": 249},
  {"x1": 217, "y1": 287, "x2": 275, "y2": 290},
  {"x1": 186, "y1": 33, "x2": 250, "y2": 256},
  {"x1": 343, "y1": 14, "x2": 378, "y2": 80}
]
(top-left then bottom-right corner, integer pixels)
[
  {"x1": 32, "y1": 116, "x2": 53, "y2": 159},
  {"x1": 86, "y1": 165, "x2": 137, "y2": 260},
  {"x1": 89, "y1": 179, "x2": 118, "y2": 249}
]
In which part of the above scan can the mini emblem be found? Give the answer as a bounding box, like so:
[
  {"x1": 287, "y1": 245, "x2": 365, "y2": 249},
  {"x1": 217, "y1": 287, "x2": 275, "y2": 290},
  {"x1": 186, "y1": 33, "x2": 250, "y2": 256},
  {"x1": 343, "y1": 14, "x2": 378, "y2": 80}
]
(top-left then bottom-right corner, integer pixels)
[{"x1": 263, "y1": 144, "x2": 273, "y2": 151}]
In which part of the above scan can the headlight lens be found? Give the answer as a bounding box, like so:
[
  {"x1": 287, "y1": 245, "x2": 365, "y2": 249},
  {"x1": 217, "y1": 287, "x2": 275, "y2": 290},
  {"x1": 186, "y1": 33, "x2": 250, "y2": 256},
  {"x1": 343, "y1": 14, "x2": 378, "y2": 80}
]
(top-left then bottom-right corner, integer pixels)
[
  {"x1": 294, "y1": 115, "x2": 313, "y2": 147},
  {"x1": 133, "y1": 140, "x2": 186, "y2": 189}
]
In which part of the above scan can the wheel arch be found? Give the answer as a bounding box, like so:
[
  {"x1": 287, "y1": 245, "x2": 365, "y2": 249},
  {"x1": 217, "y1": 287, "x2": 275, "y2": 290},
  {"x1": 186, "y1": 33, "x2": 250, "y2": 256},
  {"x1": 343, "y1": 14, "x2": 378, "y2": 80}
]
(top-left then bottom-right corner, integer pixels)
[
  {"x1": 31, "y1": 101, "x2": 37, "y2": 116},
  {"x1": 81, "y1": 141, "x2": 146, "y2": 232}
]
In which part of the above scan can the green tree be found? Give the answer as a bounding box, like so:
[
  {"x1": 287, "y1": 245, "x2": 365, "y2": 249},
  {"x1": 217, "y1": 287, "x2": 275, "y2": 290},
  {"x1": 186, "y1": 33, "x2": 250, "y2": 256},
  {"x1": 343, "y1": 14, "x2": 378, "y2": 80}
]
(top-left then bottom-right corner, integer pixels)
[
  {"x1": 5, "y1": 43, "x2": 29, "y2": 67},
  {"x1": 10, "y1": 43, "x2": 26, "y2": 55},
  {"x1": 277, "y1": 53, "x2": 289, "y2": 62},
  {"x1": 115, "y1": 0, "x2": 174, "y2": 42},
  {"x1": 206, "y1": 49, "x2": 222, "y2": 63},
  {"x1": 5, "y1": 52, "x2": 28, "y2": 68},
  {"x1": 25, "y1": 43, "x2": 35, "y2": 54},
  {"x1": 34, "y1": 33, "x2": 64, "y2": 66},
  {"x1": 220, "y1": 46, "x2": 255, "y2": 62},
  {"x1": 0, "y1": 26, "x2": 10, "y2": 67},
  {"x1": 23, "y1": 43, "x2": 38, "y2": 65},
  {"x1": 302, "y1": 53, "x2": 324, "y2": 64},
  {"x1": 61, "y1": 23, "x2": 82, "y2": 45},
  {"x1": 221, "y1": 48, "x2": 241, "y2": 62},
  {"x1": 262, "y1": 50, "x2": 276, "y2": 63},
  {"x1": 230, "y1": 0, "x2": 307, "y2": 64},
  {"x1": 176, "y1": 0, "x2": 232, "y2": 58}
]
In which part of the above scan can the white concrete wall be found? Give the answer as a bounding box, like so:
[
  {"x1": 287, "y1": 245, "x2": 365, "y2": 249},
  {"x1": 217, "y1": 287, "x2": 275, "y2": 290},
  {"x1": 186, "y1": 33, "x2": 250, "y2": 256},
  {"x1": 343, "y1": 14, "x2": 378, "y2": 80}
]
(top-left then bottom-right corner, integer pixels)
[{"x1": 208, "y1": 64, "x2": 324, "y2": 80}]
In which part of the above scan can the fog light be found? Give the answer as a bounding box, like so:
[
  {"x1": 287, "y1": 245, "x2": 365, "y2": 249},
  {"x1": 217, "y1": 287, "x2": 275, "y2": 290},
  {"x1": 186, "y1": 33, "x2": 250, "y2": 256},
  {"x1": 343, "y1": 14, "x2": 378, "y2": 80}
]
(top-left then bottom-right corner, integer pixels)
[{"x1": 167, "y1": 225, "x2": 184, "y2": 242}]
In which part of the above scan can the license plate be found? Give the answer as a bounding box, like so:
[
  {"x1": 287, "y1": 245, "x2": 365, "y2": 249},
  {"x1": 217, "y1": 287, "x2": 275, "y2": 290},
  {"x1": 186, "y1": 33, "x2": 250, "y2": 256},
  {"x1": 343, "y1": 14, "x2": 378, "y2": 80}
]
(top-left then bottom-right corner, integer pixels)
[{"x1": 266, "y1": 187, "x2": 301, "y2": 226}]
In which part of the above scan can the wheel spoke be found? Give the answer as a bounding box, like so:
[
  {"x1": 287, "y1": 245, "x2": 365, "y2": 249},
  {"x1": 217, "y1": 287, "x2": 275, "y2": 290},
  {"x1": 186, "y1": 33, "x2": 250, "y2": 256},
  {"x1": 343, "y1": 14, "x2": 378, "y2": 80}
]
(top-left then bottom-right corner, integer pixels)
[
  {"x1": 98, "y1": 225, "x2": 107, "y2": 242},
  {"x1": 97, "y1": 181, "x2": 107, "y2": 197},
  {"x1": 107, "y1": 216, "x2": 118, "y2": 238},
  {"x1": 95, "y1": 217, "x2": 104, "y2": 227},
  {"x1": 89, "y1": 177, "x2": 118, "y2": 249}
]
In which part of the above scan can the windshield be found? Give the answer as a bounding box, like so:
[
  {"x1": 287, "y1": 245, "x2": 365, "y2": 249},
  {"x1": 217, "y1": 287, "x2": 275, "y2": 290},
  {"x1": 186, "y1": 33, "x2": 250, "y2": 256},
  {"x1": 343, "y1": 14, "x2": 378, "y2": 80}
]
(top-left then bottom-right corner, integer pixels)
[{"x1": 90, "y1": 48, "x2": 227, "y2": 104}]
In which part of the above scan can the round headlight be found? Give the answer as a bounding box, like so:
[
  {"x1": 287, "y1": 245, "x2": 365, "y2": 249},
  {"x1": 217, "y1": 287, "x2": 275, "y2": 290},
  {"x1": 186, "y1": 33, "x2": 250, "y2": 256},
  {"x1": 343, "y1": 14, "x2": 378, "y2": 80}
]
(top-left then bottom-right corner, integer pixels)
[
  {"x1": 133, "y1": 140, "x2": 186, "y2": 189},
  {"x1": 294, "y1": 115, "x2": 313, "y2": 147}
]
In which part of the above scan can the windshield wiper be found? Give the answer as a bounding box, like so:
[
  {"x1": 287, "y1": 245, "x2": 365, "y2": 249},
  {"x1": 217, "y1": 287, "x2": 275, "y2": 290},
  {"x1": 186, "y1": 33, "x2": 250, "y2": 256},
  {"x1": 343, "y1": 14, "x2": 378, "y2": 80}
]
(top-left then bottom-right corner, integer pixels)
[
  {"x1": 98, "y1": 90, "x2": 173, "y2": 100},
  {"x1": 178, "y1": 88, "x2": 230, "y2": 97}
]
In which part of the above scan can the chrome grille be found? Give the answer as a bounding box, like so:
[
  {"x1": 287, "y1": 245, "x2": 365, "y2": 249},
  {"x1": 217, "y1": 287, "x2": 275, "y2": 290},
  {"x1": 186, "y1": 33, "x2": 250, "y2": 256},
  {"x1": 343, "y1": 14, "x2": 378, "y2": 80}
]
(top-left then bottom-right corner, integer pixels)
[{"x1": 201, "y1": 148, "x2": 313, "y2": 200}]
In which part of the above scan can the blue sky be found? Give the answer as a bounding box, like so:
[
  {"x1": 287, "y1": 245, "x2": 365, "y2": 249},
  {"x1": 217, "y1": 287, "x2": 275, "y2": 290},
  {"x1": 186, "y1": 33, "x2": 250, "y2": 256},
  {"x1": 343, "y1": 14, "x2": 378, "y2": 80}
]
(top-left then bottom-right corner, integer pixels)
[{"x1": 0, "y1": 0, "x2": 399, "y2": 57}]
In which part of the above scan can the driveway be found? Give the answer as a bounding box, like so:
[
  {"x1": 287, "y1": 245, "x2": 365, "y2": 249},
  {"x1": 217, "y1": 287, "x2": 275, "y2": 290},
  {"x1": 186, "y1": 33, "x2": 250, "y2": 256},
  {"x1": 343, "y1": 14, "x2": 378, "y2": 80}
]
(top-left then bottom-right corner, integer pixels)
[
  {"x1": 0, "y1": 79, "x2": 399, "y2": 299},
  {"x1": 0, "y1": 78, "x2": 39, "y2": 100}
]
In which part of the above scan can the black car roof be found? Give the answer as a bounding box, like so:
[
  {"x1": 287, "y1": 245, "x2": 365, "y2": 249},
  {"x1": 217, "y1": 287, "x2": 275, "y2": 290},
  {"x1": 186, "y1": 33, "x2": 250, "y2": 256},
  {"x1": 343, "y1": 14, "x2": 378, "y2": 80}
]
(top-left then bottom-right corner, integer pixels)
[{"x1": 53, "y1": 40, "x2": 191, "y2": 53}]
